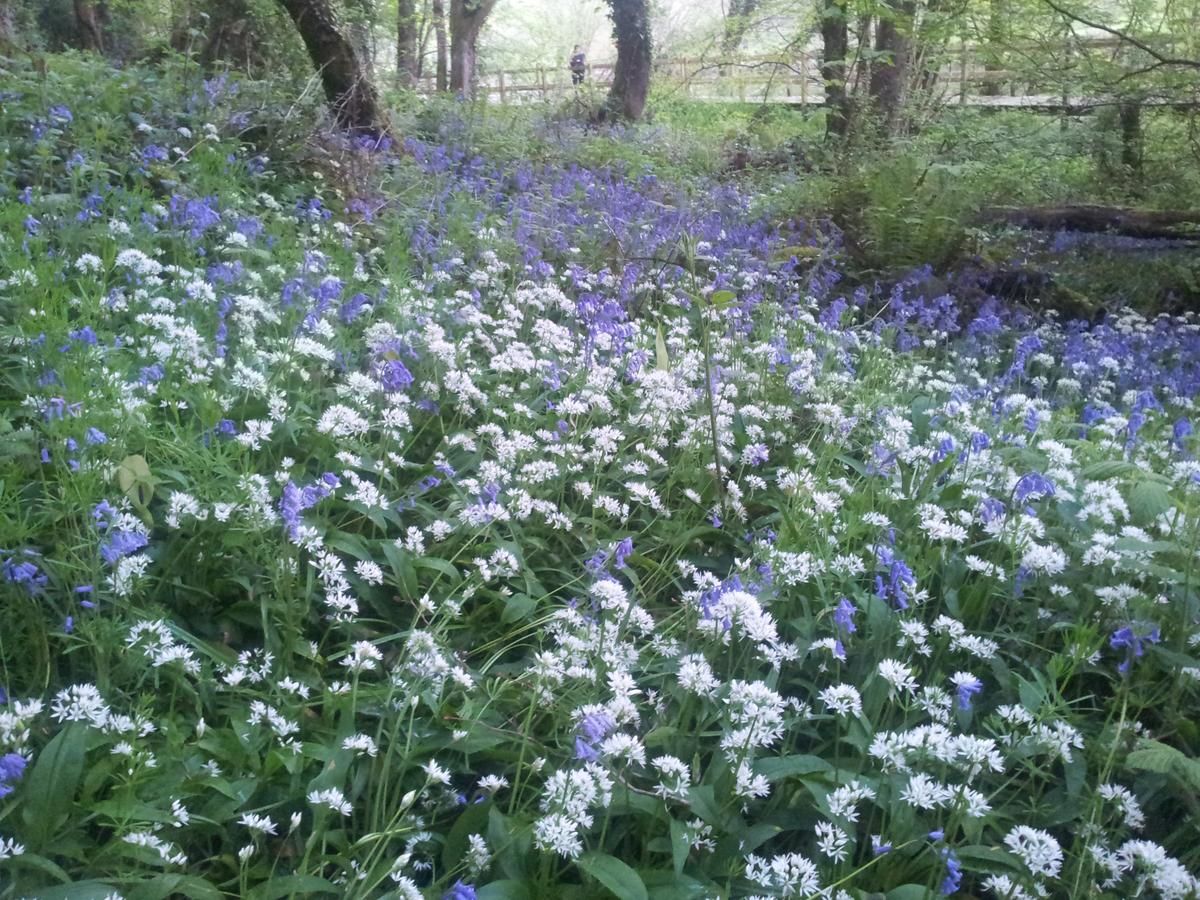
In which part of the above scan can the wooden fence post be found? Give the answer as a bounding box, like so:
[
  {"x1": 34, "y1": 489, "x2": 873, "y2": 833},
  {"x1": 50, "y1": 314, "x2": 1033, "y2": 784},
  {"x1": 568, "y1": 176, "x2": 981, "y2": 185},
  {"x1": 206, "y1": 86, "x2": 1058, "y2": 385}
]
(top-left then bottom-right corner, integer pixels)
[
  {"x1": 800, "y1": 51, "x2": 808, "y2": 105},
  {"x1": 498, "y1": 70, "x2": 507, "y2": 104}
]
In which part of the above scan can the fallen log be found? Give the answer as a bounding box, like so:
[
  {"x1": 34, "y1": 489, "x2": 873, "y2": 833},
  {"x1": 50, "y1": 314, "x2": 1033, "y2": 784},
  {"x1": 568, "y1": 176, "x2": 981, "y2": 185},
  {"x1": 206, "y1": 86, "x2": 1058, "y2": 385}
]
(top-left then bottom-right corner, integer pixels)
[{"x1": 977, "y1": 205, "x2": 1200, "y2": 240}]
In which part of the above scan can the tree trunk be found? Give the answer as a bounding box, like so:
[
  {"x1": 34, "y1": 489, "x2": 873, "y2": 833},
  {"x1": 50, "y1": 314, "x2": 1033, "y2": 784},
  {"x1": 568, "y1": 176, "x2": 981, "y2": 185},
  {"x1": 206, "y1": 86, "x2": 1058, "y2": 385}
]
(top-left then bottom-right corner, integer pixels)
[
  {"x1": 397, "y1": 0, "x2": 419, "y2": 87},
  {"x1": 433, "y1": 0, "x2": 448, "y2": 90},
  {"x1": 606, "y1": 0, "x2": 652, "y2": 120},
  {"x1": 276, "y1": 0, "x2": 383, "y2": 134},
  {"x1": 1119, "y1": 100, "x2": 1143, "y2": 178},
  {"x1": 981, "y1": 0, "x2": 1006, "y2": 96},
  {"x1": 868, "y1": 0, "x2": 915, "y2": 137},
  {"x1": 0, "y1": 0, "x2": 16, "y2": 49},
  {"x1": 819, "y1": 0, "x2": 850, "y2": 139},
  {"x1": 345, "y1": 0, "x2": 376, "y2": 83},
  {"x1": 449, "y1": 0, "x2": 498, "y2": 97},
  {"x1": 74, "y1": 0, "x2": 104, "y2": 52},
  {"x1": 977, "y1": 205, "x2": 1200, "y2": 239},
  {"x1": 721, "y1": 0, "x2": 758, "y2": 57}
]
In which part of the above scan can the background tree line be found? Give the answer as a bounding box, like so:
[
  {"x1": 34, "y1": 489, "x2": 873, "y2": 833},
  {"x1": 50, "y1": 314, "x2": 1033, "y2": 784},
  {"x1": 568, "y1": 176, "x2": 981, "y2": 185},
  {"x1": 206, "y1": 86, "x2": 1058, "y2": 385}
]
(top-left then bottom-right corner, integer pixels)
[{"x1": 0, "y1": 0, "x2": 1196, "y2": 175}]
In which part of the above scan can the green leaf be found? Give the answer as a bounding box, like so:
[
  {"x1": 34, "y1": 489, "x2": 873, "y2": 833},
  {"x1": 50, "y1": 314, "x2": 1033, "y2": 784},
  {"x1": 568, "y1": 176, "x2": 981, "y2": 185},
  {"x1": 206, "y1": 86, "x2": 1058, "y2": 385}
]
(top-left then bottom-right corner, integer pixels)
[
  {"x1": 753, "y1": 754, "x2": 833, "y2": 782},
  {"x1": 1129, "y1": 480, "x2": 1174, "y2": 525},
  {"x1": 442, "y1": 799, "x2": 493, "y2": 874},
  {"x1": 887, "y1": 887, "x2": 934, "y2": 900},
  {"x1": 707, "y1": 290, "x2": 736, "y2": 310},
  {"x1": 1126, "y1": 739, "x2": 1200, "y2": 791},
  {"x1": 501, "y1": 592, "x2": 536, "y2": 624},
  {"x1": 476, "y1": 881, "x2": 532, "y2": 900},
  {"x1": 22, "y1": 883, "x2": 122, "y2": 900},
  {"x1": 577, "y1": 852, "x2": 648, "y2": 900},
  {"x1": 21, "y1": 724, "x2": 89, "y2": 850},
  {"x1": 669, "y1": 818, "x2": 689, "y2": 877},
  {"x1": 127, "y1": 874, "x2": 224, "y2": 900},
  {"x1": 956, "y1": 844, "x2": 1024, "y2": 875},
  {"x1": 655, "y1": 325, "x2": 670, "y2": 372},
  {"x1": 245, "y1": 875, "x2": 340, "y2": 900}
]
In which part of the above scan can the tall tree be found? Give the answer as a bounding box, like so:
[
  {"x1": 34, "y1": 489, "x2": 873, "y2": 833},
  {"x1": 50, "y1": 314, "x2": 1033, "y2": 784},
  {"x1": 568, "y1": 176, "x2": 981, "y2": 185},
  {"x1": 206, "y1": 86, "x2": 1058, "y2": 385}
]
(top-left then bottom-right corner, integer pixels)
[
  {"x1": 448, "y1": 0, "x2": 498, "y2": 95},
  {"x1": 868, "y1": 0, "x2": 917, "y2": 136},
  {"x1": 397, "y1": 0, "x2": 419, "y2": 86},
  {"x1": 276, "y1": 0, "x2": 383, "y2": 133},
  {"x1": 606, "y1": 0, "x2": 652, "y2": 120},
  {"x1": 433, "y1": 0, "x2": 448, "y2": 90},
  {"x1": 73, "y1": 0, "x2": 105, "y2": 52},
  {"x1": 819, "y1": 0, "x2": 850, "y2": 138},
  {"x1": 722, "y1": 0, "x2": 759, "y2": 56}
]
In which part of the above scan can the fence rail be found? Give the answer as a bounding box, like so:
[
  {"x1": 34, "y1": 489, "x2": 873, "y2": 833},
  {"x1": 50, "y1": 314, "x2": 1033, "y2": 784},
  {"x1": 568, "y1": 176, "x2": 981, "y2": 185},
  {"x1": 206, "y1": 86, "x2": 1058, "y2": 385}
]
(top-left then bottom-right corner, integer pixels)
[{"x1": 416, "y1": 41, "x2": 1186, "y2": 110}]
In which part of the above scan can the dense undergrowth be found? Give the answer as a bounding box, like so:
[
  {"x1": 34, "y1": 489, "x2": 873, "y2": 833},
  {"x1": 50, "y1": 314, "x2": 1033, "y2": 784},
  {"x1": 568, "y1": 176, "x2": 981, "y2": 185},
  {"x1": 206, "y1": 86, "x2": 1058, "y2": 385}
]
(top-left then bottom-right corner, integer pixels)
[{"x1": 2, "y1": 54, "x2": 1200, "y2": 899}]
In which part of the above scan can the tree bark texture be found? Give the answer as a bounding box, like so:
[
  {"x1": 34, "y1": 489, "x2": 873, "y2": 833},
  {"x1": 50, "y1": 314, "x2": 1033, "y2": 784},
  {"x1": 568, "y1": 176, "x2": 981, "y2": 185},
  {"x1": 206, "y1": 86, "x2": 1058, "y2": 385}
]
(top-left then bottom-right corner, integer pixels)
[
  {"x1": 74, "y1": 0, "x2": 104, "y2": 52},
  {"x1": 1119, "y1": 100, "x2": 1143, "y2": 177},
  {"x1": 721, "y1": 0, "x2": 758, "y2": 56},
  {"x1": 449, "y1": 0, "x2": 498, "y2": 96},
  {"x1": 606, "y1": 0, "x2": 652, "y2": 120},
  {"x1": 0, "y1": 0, "x2": 16, "y2": 48},
  {"x1": 868, "y1": 0, "x2": 916, "y2": 137},
  {"x1": 433, "y1": 0, "x2": 448, "y2": 90},
  {"x1": 397, "y1": 0, "x2": 419, "y2": 86},
  {"x1": 819, "y1": 0, "x2": 850, "y2": 139},
  {"x1": 276, "y1": 0, "x2": 382, "y2": 134}
]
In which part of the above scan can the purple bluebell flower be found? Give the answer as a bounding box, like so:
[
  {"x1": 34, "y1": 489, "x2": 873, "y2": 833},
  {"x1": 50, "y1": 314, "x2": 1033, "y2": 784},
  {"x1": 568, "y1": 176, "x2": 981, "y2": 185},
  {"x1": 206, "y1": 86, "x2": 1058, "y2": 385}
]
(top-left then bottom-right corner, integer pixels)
[
  {"x1": 940, "y1": 848, "x2": 962, "y2": 895},
  {"x1": 1110, "y1": 625, "x2": 1160, "y2": 675},
  {"x1": 100, "y1": 530, "x2": 149, "y2": 565},
  {"x1": 0, "y1": 752, "x2": 27, "y2": 799},
  {"x1": 833, "y1": 597, "x2": 857, "y2": 635},
  {"x1": 1014, "y1": 472, "x2": 1055, "y2": 503},
  {"x1": 953, "y1": 674, "x2": 983, "y2": 710},
  {"x1": 442, "y1": 881, "x2": 477, "y2": 900}
]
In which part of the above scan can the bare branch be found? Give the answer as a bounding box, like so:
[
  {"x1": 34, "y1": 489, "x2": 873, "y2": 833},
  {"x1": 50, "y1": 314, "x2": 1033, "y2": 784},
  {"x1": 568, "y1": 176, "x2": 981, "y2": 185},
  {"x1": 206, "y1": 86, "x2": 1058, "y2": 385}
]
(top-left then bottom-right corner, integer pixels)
[{"x1": 1038, "y1": 0, "x2": 1200, "y2": 70}]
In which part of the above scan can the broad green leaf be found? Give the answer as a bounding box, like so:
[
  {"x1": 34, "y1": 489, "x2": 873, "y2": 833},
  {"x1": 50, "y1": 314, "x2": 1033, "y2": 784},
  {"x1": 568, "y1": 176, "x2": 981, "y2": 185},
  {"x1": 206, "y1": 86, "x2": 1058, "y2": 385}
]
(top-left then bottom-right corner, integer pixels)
[
  {"x1": 128, "y1": 874, "x2": 224, "y2": 900},
  {"x1": 669, "y1": 818, "x2": 689, "y2": 877},
  {"x1": 1129, "y1": 480, "x2": 1174, "y2": 525},
  {"x1": 501, "y1": 592, "x2": 536, "y2": 624},
  {"x1": 245, "y1": 874, "x2": 340, "y2": 900},
  {"x1": 578, "y1": 852, "x2": 648, "y2": 900},
  {"x1": 476, "y1": 881, "x2": 532, "y2": 900},
  {"x1": 22, "y1": 723, "x2": 89, "y2": 850},
  {"x1": 24, "y1": 882, "x2": 123, "y2": 900},
  {"x1": 442, "y1": 799, "x2": 493, "y2": 874},
  {"x1": 753, "y1": 754, "x2": 833, "y2": 782},
  {"x1": 707, "y1": 289, "x2": 736, "y2": 310}
]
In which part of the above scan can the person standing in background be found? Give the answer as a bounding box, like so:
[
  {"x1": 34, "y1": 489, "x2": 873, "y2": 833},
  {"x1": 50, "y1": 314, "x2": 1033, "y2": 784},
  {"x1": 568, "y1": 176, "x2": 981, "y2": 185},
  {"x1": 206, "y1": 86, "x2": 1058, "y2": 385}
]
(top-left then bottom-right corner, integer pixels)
[{"x1": 569, "y1": 45, "x2": 586, "y2": 85}]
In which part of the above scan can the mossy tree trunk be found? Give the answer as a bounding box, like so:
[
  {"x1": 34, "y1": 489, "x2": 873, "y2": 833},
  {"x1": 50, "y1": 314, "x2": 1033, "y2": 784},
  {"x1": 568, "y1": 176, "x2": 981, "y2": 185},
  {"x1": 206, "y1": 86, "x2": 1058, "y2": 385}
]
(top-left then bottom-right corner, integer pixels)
[{"x1": 276, "y1": 0, "x2": 383, "y2": 134}]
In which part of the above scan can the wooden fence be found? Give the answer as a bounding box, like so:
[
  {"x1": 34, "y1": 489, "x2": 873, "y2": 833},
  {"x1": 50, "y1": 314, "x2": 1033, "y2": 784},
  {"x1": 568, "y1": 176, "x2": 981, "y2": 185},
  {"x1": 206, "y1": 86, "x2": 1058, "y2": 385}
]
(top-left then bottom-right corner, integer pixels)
[{"x1": 417, "y1": 40, "x2": 1188, "y2": 111}]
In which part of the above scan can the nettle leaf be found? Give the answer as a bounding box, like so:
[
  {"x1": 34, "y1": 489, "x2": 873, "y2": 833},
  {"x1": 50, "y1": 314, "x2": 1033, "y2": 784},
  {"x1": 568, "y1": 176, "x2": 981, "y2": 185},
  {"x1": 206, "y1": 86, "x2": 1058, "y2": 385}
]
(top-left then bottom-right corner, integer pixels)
[
  {"x1": 1126, "y1": 740, "x2": 1200, "y2": 791},
  {"x1": 577, "y1": 852, "x2": 648, "y2": 900}
]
